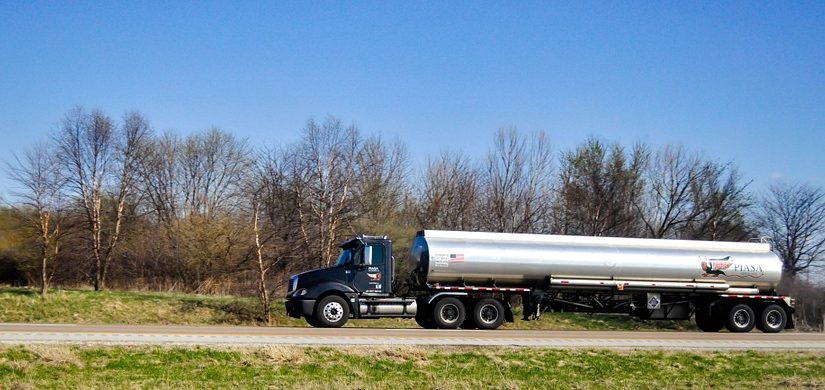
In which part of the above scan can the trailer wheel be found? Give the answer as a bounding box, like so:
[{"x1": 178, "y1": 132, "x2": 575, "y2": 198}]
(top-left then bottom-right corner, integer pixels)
[
  {"x1": 433, "y1": 297, "x2": 465, "y2": 329},
  {"x1": 459, "y1": 299, "x2": 478, "y2": 329},
  {"x1": 757, "y1": 304, "x2": 787, "y2": 333},
  {"x1": 459, "y1": 317, "x2": 478, "y2": 329},
  {"x1": 474, "y1": 299, "x2": 505, "y2": 330},
  {"x1": 314, "y1": 295, "x2": 350, "y2": 328},
  {"x1": 725, "y1": 303, "x2": 756, "y2": 333}
]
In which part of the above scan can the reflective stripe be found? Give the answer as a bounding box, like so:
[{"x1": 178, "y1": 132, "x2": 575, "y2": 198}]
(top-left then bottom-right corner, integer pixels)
[
  {"x1": 720, "y1": 294, "x2": 787, "y2": 300},
  {"x1": 432, "y1": 286, "x2": 531, "y2": 293}
]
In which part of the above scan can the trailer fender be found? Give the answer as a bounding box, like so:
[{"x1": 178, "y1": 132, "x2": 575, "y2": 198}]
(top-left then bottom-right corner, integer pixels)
[{"x1": 426, "y1": 292, "x2": 468, "y2": 305}]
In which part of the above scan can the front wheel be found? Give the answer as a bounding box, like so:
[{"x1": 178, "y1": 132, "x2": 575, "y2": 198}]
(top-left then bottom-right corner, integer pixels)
[
  {"x1": 305, "y1": 315, "x2": 322, "y2": 328},
  {"x1": 314, "y1": 295, "x2": 350, "y2": 328}
]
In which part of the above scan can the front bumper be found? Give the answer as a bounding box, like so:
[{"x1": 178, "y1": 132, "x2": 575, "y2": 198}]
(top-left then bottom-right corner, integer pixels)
[{"x1": 285, "y1": 296, "x2": 316, "y2": 318}]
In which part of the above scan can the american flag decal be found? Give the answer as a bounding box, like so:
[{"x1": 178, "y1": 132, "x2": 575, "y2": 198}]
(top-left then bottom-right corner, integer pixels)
[{"x1": 449, "y1": 253, "x2": 465, "y2": 263}]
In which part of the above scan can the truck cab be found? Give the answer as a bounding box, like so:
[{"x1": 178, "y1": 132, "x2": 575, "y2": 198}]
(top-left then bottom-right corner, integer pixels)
[{"x1": 285, "y1": 235, "x2": 417, "y2": 327}]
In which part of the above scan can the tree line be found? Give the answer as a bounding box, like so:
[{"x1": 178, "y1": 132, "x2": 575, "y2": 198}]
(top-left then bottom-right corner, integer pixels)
[{"x1": 2, "y1": 108, "x2": 824, "y2": 327}]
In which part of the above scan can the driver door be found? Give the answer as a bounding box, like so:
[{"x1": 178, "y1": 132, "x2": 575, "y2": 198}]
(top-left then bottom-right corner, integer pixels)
[{"x1": 348, "y1": 243, "x2": 389, "y2": 295}]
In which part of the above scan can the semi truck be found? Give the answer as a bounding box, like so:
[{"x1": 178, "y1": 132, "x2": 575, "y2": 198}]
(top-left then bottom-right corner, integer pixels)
[{"x1": 285, "y1": 230, "x2": 794, "y2": 332}]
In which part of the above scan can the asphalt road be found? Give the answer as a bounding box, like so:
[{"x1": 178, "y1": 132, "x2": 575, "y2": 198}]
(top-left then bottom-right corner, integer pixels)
[{"x1": 1, "y1": 324, "x2": 824, "y2": 350}]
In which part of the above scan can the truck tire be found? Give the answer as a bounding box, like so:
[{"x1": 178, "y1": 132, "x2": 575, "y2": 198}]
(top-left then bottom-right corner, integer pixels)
[
  {"x1": 460, "y1": 316, "x2": 478, "y2": 329},
  {"x1": 459, "y1": 299, "x2": 478, "y2": 329},
  {"x1": 473, "y1": 299, "x2": 505, "y2": 330},
  {"x1": 695, "y1": 311, "x2": 724, "y2": 332},
  {"x1": 433, "y1": 297, "x2": 465, "y2": 329},
  {"x1": 725, "y1": 303, "x2": 756, "y2": 333},
  {"x1": 757, "y1": 304, "x2": 787, "y2": 333},
  {"x1": 305, "y1": 315, "x2": 322, "y2": 328},
  {"x1": 415, "y1": 304, "x2": 438, "y2": 329},
  {"x1": 314, "y1": 295, "x2": 350, "y2": 328},
  {"x1": 694, "y1": 304, "x2": 723, "y2": 332}
]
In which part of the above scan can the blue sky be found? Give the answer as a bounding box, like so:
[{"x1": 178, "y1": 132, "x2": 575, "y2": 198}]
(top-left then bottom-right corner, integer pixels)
[{"x1": 1, "y1": 1, "x2": 823, "y2": 200}]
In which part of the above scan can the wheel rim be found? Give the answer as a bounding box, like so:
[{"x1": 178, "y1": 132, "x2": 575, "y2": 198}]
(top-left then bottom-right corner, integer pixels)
[
  {"x1": 440, "y1": 303, "x2": 459, "y2": 324},
  {"x1": 765, "y1": 309, "x2": 783, "y2": 329},
  {"x1": 323, "y1": 301, "x2": 344, "y2": 322},
  {"x1": 733, "y1": 308, "x2": 751, "y2": 328},
  {"x1": 479, "y1": 304, "x2": 499, "y2": 325}
]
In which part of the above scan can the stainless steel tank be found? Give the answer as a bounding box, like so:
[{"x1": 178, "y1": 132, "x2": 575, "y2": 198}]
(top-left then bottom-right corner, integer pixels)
[{"x1": 408, "y1": 230, "x2": 783, "y2": 293}]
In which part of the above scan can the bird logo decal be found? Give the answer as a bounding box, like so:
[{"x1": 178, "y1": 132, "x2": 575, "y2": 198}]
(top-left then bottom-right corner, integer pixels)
[{"x1": 700, "y1": 256, "x2": 732, "y2": 277}]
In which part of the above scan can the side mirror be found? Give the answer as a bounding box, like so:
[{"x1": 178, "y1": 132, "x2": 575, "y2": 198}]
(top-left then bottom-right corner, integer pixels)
[{"x1": 364, "y1": 245, "x2": 373, "y2": 266}]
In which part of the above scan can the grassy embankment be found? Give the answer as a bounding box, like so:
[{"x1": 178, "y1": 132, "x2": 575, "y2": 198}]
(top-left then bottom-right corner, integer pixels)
[
  {"x1": 0, "y1": 345, "x2": 823, "y2": 389},
  {"x1": 0, "y1": 287, "x2": 695, "y2": 330},
  {"x1": 1, "y1": 288, "x2": 820, "y2": 389}
]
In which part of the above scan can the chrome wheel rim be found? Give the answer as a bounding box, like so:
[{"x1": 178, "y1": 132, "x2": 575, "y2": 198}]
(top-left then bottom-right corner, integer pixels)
[
  {"x1": 323, "y1": 301, "x2": 344, "y2": 322},
  {"x1": 765, "y1": 309, "x2": 783, "y2": 329},
  {"x1": 440, "y1": 303, "x2": 460, "y2": 324},
  {"x1": 733, "y1": 308, "x2": 751, "y2": 328},
  {"x1": 479, "y1": 304, "x2": 499, "y2": 325}
]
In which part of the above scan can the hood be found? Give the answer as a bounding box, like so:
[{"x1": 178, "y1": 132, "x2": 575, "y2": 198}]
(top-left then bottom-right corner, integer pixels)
[{"x1": 292, "y1": 265, "x2": 347, "y2": 290}]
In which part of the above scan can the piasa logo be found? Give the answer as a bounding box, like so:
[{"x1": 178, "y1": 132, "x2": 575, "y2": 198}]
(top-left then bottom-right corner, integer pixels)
[
  {"x1": 731, "y1": 263, "x2": 764, "y2": 278},
  {"x1": 699, "y1": 256, "x2": 764, "y2": 279},
  {"x1": 700, "y1": 256, "x2": 732, "y2": 277}
]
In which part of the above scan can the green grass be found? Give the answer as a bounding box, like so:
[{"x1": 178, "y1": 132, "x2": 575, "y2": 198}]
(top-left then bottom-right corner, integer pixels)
[
  {"x1": 0, "y1": 345, "x2": 822, "y2": 389},
  {"x1": 0, "y1": 287, "x2": 695, "y2": 330},
  {"x1": 0, "y1": 287, "x2": 289, "y2": 326}
]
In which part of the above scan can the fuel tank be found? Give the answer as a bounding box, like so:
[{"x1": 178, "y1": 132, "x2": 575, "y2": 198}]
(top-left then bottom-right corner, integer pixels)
[{"x1": 408, "y1": 230, "x2": 783, "y2": 293}]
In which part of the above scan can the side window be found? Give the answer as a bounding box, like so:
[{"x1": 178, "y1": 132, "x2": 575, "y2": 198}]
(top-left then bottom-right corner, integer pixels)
[
  {"x1": 352, "y1": 247, "x2": 364, "y2": 266},
  {"x1": 367, "y1": 244, "x2": 384, "y2": 266}
]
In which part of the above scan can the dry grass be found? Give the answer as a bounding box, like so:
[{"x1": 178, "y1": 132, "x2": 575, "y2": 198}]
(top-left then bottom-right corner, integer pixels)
[
  {"x1": 1, "y1": 345, "x2": 823, "y2": 389},
  {"x1": 0, "y1": 287, "x2": 697, "y2": 331}
]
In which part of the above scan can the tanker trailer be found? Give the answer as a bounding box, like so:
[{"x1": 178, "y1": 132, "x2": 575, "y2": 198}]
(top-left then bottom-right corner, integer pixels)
[{"x1": 285, "y1": 230, "x2": 794, "y2": 333}]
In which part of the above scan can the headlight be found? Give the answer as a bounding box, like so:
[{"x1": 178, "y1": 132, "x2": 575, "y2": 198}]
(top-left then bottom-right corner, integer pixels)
[{"x1": 290, "y1": 275, "x2": 299, "y2": 292}]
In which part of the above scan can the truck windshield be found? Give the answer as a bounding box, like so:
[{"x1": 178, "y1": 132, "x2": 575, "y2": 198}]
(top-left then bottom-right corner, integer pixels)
[{"x1": 336, "y1": 249, "x2": 353, "y2": 266}]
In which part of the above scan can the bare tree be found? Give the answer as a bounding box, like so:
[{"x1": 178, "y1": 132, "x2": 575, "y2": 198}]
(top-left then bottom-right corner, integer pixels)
[
  {"x1": 244, "y1": 147, "x2": 301, "y2": 323},
  {"x1": 354, "y1": 135, "x2": 409, "y2": 223},
  {"x1": 250, "y1": 187, "x2": 271, "y2": 323},
  {"x1": 554, "y1": 138, "x2": 648, "y2": 237},
  {"x1": 757, "y1": 183, "x2": 825, "y2": 280},
  {"x1": 292, "y1": 117, "x2": 361, "y2": 268},
  {"x1": 416, "y1": 152, "x2": 480, "y2": 230},
  {"x1": 137, "y1": 132, "x2": 183, "y2": 227},
  {"x1": 5, "y1": 143, "x2": 65, "y2": 295},
  {"x1": 180, "y1": 128, "x2": 250, "y2": 219},
  {"x1": 257, "y1": 148, "x2": 302, "y2": 276},
  {"x1": 686, "y1": 162, "x2": 752, "y2": 241},
  {"x1": 479, "y1": 128, "x2": 553, "y2": 233},
  {"x1": 56, "y1": 108, "x2": 151, "y2": 290},
  {"x1": 174, "y1": 128, "x2": 251, "y2": 291},
  {"x1": 636, "y1": 144, "x2": 704, "y2": 238}
]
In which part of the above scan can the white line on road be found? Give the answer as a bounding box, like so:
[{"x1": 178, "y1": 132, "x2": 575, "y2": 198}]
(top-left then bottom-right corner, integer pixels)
[{"x1": 1, "y1": 331, "x2": 824, "y2": 350}]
